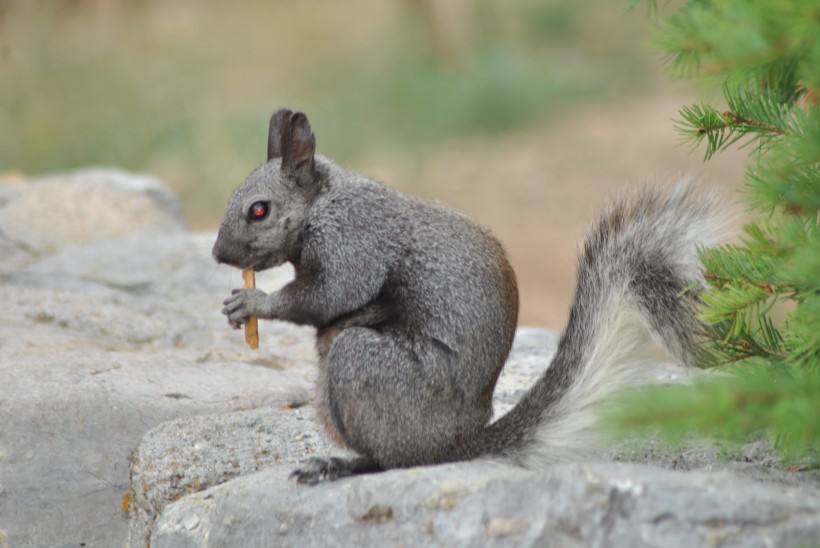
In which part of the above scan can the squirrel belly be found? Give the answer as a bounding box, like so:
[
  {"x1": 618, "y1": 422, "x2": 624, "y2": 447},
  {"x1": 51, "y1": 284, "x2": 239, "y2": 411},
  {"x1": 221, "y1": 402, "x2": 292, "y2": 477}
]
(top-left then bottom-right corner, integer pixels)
[{"x1": 213, "y1": 109, "x2": 724, "y2": 485}]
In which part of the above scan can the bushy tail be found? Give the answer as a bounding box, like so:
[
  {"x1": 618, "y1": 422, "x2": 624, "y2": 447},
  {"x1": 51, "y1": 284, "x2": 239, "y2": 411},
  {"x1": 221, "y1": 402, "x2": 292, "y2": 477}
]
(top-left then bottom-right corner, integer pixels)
[{"x1": 479, "y1": 181, "x2": 725, "y2": 466}]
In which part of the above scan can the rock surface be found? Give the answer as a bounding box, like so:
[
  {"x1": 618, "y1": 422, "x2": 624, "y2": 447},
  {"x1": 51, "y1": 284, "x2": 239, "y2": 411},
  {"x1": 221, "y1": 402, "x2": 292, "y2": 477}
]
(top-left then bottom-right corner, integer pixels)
[
  {"x1": 152, "y1": 461, "x2": 820, "y2": 548},
  {"x1": 0, "y1": 169, "x2": 315, "y2": 547},
  {"x1": 127, "y1": 406, "x2": 343, "y2": 546},
  {"x1": 0, "y1": 168, "x2": 184, "y2": 270},
  {"x1": 126, "y1": 328, "x2": 562, "y2": 545},
  {"x1": 135, "y1": 326, "x2": 820, "y2": 548},
  {"x1": 0, "y1": 169, "x2": 818, "y2": 547}
]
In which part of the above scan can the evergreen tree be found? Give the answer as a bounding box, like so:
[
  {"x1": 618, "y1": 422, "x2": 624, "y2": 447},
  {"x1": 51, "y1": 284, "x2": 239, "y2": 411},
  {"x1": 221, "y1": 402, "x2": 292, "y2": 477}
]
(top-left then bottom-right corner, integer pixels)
[{"x1": 614, "y1": 0, "x2": 819, "y2": 464}]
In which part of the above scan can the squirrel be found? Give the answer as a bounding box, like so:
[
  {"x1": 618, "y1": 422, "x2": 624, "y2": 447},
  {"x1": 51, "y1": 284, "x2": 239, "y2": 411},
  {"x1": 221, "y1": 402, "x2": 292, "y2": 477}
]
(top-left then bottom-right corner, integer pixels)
[{"x1": 212, "y1": 109, "x2": 723, "y2": 485}]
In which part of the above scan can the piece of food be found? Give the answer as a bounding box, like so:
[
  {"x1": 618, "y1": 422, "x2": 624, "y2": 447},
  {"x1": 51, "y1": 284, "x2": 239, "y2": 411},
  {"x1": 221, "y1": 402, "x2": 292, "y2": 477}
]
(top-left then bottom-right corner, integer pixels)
[{"x1": 242, "y1": 268, "x2": 259, "y2": 349}]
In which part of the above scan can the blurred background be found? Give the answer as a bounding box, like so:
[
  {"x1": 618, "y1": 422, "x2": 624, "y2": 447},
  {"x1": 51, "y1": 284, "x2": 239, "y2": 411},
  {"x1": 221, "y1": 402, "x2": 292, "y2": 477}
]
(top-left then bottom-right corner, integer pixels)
[{"x1": 0, "y1": 0, "x2": 746, "y2": 328}]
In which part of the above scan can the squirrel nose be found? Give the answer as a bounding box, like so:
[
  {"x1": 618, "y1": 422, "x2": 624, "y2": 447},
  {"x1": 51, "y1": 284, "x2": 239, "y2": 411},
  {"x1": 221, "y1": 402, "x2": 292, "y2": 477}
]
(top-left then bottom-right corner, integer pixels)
[
  {"x1": 211, "y1": 240, "x2": 223, "y2": 264},
  {"x1": 212, "y1": 236, "x2": 231, "y2": 265},
  {"x1": 212, "y1": 232, "x2": 251, "y2": 268}
]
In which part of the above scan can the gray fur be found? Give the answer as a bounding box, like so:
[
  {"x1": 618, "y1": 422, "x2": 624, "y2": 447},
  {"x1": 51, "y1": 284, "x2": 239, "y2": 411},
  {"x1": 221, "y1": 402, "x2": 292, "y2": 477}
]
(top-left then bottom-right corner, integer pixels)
[
  {"x1": 213, "y1": 109, "x2": 722, "y2": 484},
  {"x1": 479, "y1": 182, "x2": 723, "y2": 466}
]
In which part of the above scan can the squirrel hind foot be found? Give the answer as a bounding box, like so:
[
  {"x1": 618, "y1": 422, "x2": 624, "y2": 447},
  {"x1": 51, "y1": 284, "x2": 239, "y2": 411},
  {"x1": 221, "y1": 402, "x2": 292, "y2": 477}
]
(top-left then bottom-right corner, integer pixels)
[{"x1": 290, "y1": 456, "x2": 381, "y2": 486}]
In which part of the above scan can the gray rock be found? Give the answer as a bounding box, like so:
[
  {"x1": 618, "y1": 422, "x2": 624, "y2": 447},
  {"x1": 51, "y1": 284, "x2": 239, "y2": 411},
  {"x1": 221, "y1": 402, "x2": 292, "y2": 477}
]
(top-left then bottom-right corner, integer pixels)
[
  {"x1": 494, "y1": 327, "x2": 558, "y2": 412},
  {"x1": 140, "y1": 325, "x2": 820, "y2": 547},
  {"x1": 127, "y1": 406, "x2": 348, "y2": 546},
  {"x1": 0, "y1": 168, "x2": 185, "y2": 271},
  {"x1": 0, "y1": 170, "x2": 318, "y2": 548},
  {"x1": 151, "y1": 461, "x2": 820, "y2": 548},
  {"x1": 125, "y1": 328, "x2": 560, "y2": 544},
  {"x1": 4, "y1": 231, "x2": 317, "y2": 371},
  {"x1": 0, "y1": 333, "x2": 313, "y2": 547}
]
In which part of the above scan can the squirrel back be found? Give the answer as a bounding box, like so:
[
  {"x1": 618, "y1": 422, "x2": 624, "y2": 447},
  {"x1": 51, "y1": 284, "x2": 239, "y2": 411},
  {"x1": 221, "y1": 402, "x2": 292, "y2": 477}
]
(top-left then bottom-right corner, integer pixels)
[{"x1": 213, "y1": 109, "x2": 724, "y2": 483}]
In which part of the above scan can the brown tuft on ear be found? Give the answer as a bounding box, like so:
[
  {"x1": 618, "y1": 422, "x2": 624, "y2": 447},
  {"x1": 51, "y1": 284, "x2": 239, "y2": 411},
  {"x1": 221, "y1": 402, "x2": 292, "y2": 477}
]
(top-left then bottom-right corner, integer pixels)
[{"x1": 268, "y1": 108, "x2": 294, "y2": 161}]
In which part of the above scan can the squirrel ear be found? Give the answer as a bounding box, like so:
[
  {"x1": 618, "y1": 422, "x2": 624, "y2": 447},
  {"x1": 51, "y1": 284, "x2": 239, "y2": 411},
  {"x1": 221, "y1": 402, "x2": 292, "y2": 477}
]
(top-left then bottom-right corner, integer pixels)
[
  {"x1": 268, "y1": 108, "x2": 293, "y2": 161},
  {"x1": 267, "y1": 109, "x2": 316, "y2": 188},
  {"x1": 283, "y1": 112, "x2": 316, "y2": 187},
  {"x1": 286, "y1": 113, "x2": 316, "y2": 170}
]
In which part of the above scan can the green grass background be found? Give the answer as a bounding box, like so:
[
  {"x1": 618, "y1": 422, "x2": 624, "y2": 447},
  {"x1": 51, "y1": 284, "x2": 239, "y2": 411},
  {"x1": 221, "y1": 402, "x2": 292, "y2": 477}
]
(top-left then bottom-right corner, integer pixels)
[{"x1": 0, "y1": 0, "x2": 658, "y2": 226}]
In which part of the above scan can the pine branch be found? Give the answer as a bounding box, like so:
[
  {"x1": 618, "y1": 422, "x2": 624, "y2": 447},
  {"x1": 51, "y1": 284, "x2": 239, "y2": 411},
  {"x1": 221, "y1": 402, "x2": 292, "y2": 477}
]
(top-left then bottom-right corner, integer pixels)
[
  {"x1": 618, "y1": 0, "x2": 820, "y2": 464},
  {"x1": 744, "y1": 130, "x2": 820, "y2": 214},
  {"x1": 676, "y1": 85, "x2": 806, "y2": 161},
  {"x1": 698, "y1": 318, "x2": 789, "y2": 368},
  {"x1": 606, "y1": 366, "x2": 820, "y2": 464}
]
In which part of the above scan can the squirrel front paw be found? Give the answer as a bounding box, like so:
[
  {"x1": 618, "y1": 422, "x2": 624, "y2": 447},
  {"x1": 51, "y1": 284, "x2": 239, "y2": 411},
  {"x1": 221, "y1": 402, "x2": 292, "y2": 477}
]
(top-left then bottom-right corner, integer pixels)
[{"x1": 222, "y1": 288, "x2": 267, "y2": 328}]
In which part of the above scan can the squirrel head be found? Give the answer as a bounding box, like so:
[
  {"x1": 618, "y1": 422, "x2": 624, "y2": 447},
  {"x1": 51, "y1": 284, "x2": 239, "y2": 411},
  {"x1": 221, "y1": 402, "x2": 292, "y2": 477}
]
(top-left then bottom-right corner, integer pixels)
[{"x1": 212, "y1": 109, "x2": 318, "y2": 270}]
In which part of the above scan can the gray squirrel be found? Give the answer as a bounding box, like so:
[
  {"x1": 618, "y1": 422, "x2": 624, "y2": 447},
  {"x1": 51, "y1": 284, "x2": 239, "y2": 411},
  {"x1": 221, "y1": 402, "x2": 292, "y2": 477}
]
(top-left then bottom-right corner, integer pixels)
[{"x1": 213, "y1": 109, "x2": 723, "y2": 485}]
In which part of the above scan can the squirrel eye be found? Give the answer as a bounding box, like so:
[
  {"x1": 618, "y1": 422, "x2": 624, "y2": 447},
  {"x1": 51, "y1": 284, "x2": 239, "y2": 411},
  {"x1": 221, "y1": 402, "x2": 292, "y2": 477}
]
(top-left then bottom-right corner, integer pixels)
[{"x1": 248, "y1": 201, "x2": 270, "y2": 222}]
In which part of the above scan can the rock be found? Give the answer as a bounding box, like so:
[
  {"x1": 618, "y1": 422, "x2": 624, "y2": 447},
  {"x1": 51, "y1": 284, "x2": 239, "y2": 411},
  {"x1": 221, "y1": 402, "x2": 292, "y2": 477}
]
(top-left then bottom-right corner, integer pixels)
[
  {"x1": 0, "y1": 170, "x2": 318, "y2": 547},
  {"x1": 3, "y1": 230, "x2": 317, "y2": 371},
  {"x1": 151, "y1": 461, "x2": 820, "y2": 548},
  {"x1": 125, "y1": 328, "x2": 561, "y2": 544},
  {"x1": 0, "y1": 249, "x2": 315, "y2": 547},
  {"x1": 127, "y1": 406, "x2": 347, "y2": 546},
  {"x1": 138, "y1": 324, "x2": 819, "y2": 547},
  {"x1": 0, "y1": 168, "x2": 185, "y2": 271},
  {"x1": 0, "y1": 350, "x2": 311, "y2": 547},
  {"x1": 0, "y1": 259, "x2": 316, "y2": 547},
  {"x1": 133, "y1": 325, "x2": 806, "y2": 547}
]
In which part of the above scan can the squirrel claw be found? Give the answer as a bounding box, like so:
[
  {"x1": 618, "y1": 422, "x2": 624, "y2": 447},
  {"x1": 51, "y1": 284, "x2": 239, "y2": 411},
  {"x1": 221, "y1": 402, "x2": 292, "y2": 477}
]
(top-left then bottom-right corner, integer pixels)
[
  {"x1": 289, "y1": 458, "x2": 338, "y2": 485},
  {"x1": 290, "y1": 457, "x2": 380, "y2": 485}
]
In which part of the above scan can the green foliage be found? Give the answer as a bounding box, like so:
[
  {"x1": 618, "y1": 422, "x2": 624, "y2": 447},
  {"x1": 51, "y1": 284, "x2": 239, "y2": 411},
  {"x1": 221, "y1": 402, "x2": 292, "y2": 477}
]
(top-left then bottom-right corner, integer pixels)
[
  {"x1": 610, "y1": 365, "x2": 819, "y2": 461},
  {"x1": 675, "y1": 84, "x2": 809, "y2": 161},
  {"x1": 617, "y1": 0, "x2": 820, "y2": 465}
]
